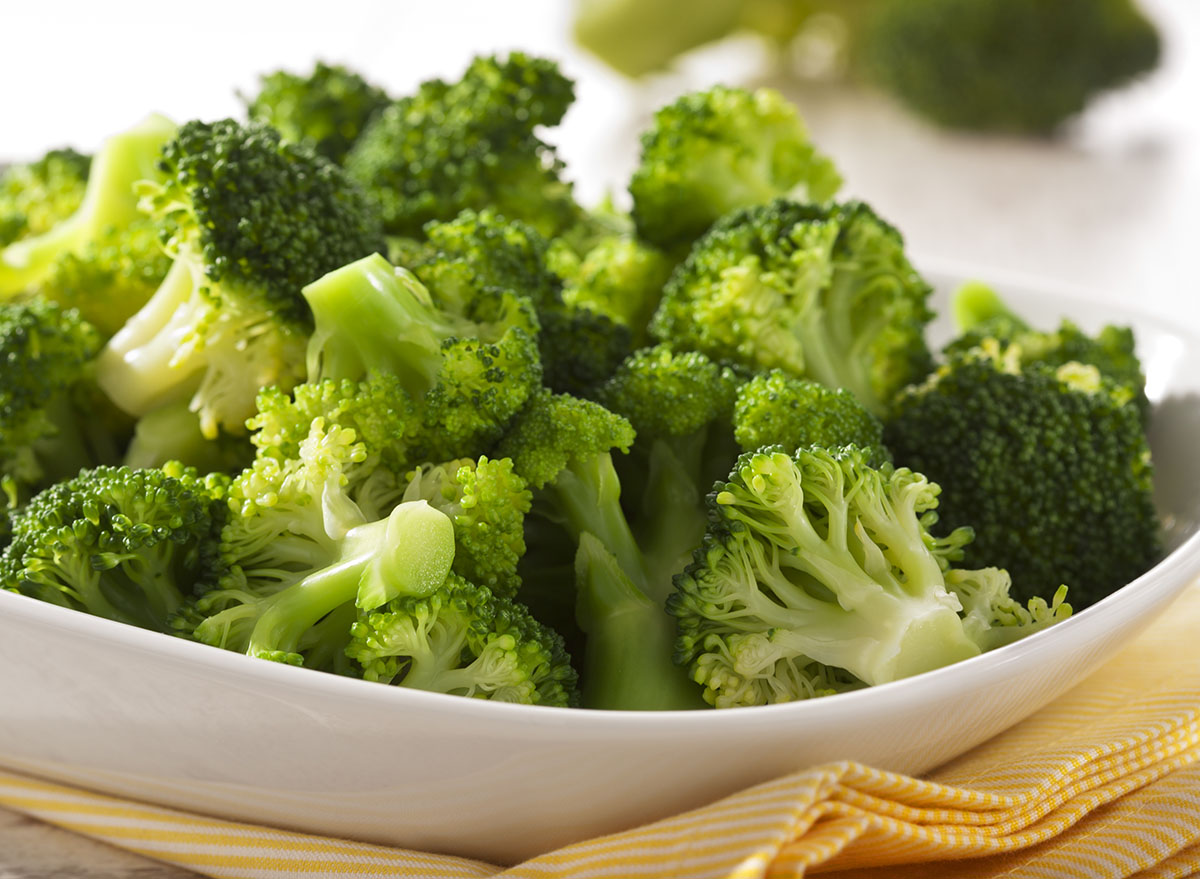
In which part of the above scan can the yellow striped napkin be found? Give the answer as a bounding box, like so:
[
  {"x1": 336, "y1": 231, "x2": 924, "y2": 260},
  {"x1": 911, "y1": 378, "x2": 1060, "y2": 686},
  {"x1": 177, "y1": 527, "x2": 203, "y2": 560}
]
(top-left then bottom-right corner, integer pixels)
[{"x1": 4, "y1": 583, "x2": 1200, "y2": 879}]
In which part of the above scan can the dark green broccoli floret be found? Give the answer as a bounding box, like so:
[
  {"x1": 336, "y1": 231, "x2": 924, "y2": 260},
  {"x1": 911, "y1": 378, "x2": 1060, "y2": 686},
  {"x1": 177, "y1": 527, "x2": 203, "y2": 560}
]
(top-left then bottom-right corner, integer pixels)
[
  {"x1": 669, "y1": 445, "x2": 1070, "y2": 707},
  {"x1": 651, "y1": 198, "x2": 934, "y2": 414},
  {"x1": 947, "y1": 281, "x2": 1150, "y2": 420},
  {"x1": 1, "y1": 116, "x2": 175, "y2": 297},
  {"x1": 0, "y1": 301, "x2": 127, "y2": 507},
  {"x1": 242, "y1": 61, "x2": 391, "y2": 163},
  {"x1": 0, "y1": 462, "x2": 228, "y2": 632},
  {"x1": 0, "y1": 148, "x2": 91, "y2": 248},
  {"x1": 96, "y1": 119, "x2": 385, "y2": 439},
  {"x1": 860, "y1": 0, "x2": 1161, "y2": 134},
  {"x1": 345, "y1": 53, "x2": 583, "y2": 240},
  {"x1": 733, "y1": 369, "x2": 885, "y2": 458},
  {"x1": 885, "y1": 342, "x2": 1160, "y2": 607},
  {"x1": 629, "y1": 86, "x2": 842, "y2": 250}
]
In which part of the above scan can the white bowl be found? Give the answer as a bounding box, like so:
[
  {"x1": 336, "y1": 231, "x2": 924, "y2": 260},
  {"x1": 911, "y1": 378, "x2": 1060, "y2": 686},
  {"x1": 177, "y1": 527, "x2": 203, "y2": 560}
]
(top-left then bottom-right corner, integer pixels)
[{"x1": 2, "y1": 269, "x2": 1200, "y2": 865}]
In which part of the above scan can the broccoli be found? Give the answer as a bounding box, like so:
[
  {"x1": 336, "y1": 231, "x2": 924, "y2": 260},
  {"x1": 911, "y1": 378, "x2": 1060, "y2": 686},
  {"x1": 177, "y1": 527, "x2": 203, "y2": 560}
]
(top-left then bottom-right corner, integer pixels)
[
  {"x1": 572, "y1": 0, "x2": 744, "y2": 77},
  {"x1": 0, "y1": 300, "x2": 128, "y2": 508},
  {"x1": 859, "y1": 0, "x2": 1162, "y2": 134},
  {"x1": 651, "y1": 198, "x2": 935, "y2": 414},
  {"x1": 0, "y1": 148, "x2": 91, "y2": 248},
  {"x1": 0, "y1": 115, "x2": 175, "y2": 297},
  {"x1": 0, "y1": 462, "x2": 228, "y2": 633},
  {"x1": 497, "y1": 389, "x2": 708, "y2": 710},
  {"x1": 123, "y1": 400, "x2": 253, "y2": 475},
  {"x1": 242, "y1": 61, "x2": 391, "y2": 163},
  {"x1": 669, "y1": 445, "x2": 1070, "y2": 707},
  {"x1": 885, "y1": 341, "x2": 1160, "y2": 607},
  {"x1": 947, "y1": 281, "x2": 1150, "y2": 420},
  {"x1": 345, "y1": 53, "x2": 583, "y2": 240},
  {"x1": 629, "y1": 86, "x2": 842, "y2": 251},
  {"x1": 733, "y1": 369, "x2": 885, "y2": 459},
  {"x1": 95, "y1": 119, "x2": 384, "y2": 439}
]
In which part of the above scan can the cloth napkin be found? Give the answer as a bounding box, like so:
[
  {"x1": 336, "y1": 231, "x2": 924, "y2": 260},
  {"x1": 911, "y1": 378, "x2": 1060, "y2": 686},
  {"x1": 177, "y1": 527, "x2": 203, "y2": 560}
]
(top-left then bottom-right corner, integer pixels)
[{"x1": 3, "y1": 585, "x2": 1200, "y2": 879}]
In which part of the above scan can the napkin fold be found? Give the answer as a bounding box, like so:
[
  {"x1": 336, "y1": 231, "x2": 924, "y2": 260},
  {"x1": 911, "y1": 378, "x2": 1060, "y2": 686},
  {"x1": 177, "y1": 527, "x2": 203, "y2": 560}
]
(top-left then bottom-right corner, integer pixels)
[{"x1": 3, "y1": 584, "x2": 1200, "y2": 879}]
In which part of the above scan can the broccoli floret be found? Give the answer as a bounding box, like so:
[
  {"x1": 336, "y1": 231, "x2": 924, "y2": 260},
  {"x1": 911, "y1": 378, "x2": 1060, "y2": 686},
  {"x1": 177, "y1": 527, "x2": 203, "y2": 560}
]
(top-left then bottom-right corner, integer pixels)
[
  {"x1": 302, "y1": 252, "x2": 541, "y2": 462},
  {"x1": 497, "y1": 389, "x2": 707, "y2": 710},
  {"x1": 629, "y1": 86, "x2": 842, "y2": 251},
  {"x1": 733, "y1": 369, "x2": 885, "y2": 459},
  {"x1": 0, "y1": 462, "x2": 227, "y2": 632},
  {"x1": 0, "y1": 301, "x2": 127, "y2": 507},
  {"x1": 947, "y1": 281, "x2": 1150, "y2": 420},
  {"x1": 401, "y1": 456, "x2": 532, "y2": 599},
  {"x1": 651, "y1": 198, "x2": 934, "y2": 415},
  {"x1": 669, "y1": 445, "x2": 1068, "y2": 707},
  {"x1": 347, "y1": 571, "x2": 577, "y2": 705},
  {"x1": 0, "y1": 148, "x2": 91, "y2": 247},
  {"x1": 242, "y1": 61, "x2": 391, "y2": 163},
  {"x1": 885, "y1": 342, "x2": 1160, "y2": 607},
  {"x1": 0, "y1": 116, "x2": 175, "y2": 297},
  {"x1": 860, "y1": 0, "x2": 1161, "y2": 134},
  {"x1": 345, "y1": 53, "x2": 582, "y2": 240},
  {"x1": 96, "y1": 119, "x2": 385, "y2": 439}
]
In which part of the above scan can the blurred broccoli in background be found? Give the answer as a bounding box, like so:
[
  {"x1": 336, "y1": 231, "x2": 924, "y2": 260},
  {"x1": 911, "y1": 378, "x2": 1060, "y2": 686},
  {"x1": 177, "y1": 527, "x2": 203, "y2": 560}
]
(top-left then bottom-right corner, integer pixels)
[{"x1": 572, "y1": 0, "x2": 1162, "y2": 135}]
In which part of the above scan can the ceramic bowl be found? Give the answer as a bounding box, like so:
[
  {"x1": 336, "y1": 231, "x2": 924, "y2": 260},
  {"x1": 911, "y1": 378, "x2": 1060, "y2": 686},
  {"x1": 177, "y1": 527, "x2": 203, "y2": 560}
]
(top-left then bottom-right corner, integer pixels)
[{"x1": 2, "y1": 268, "x2": 1199, "y2": 864}]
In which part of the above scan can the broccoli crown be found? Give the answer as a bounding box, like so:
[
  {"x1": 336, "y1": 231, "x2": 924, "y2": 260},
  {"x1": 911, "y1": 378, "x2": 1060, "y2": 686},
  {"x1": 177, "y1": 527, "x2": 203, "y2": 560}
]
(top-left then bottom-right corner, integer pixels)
[
  {"x1": 345, "y1": 53, "x2": 581, "y2": 239},
  {"x1": 651, "y1": 198, "x2": 934, "y2": 414},
  {"x1": 302, "y1": 253, "x2": 542, "y2": 460},
  {"x1": 0, "y1": 148, "x2": 91, "y2": 247},
  {"x1": 403, "y1": 456, "x2": 532, "y2": 599},
  {"x1": 32, "y1": 215, "x2": 171, "y2": 337},
  {"x1": 0, "y1": 300, "x2": 108, "y2": 506},
  {"x1": 629, "y1": 85, "x2": 843, "y2": 250},
  {"x1": 885, "y1": 343, "x2": 1160, "y2": 607},
  {"x1": 1, "y1": 462, "x2": 227, "y2": 632},
  {"x1": 347, "y1": 572, "x2": 577, "y2": 706},
  {"x1": 734, "y1": 369, "x2": 885, "y2": 457},
  {"x1": 669, "y1": 445, "x2": 994, "y2": 707},
  {"x1": 496, "y1": 389, "x2": 635, "y2": 491},
  {"x1": 860, "y1": 0, "x2": 1162, "y2": 133},
  {"x1": 243, "y1": 61, "x2": 391, "y2": 163}
]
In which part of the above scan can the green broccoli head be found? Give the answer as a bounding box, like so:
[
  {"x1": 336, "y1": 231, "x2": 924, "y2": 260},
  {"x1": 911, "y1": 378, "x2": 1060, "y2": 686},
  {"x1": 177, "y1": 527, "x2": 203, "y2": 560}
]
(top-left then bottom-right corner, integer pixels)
[
  {"x1": 345, "y1": 53, "x2": 582, "y2": 240},
  {"x1": 1, "y1": 462, "x2": 228, "y2": 632},
  {"x1": 96, "y1": 118, "x2": 385, "y2": 438},
  {"x1": 0, "y1": 148, "x2": 91, "y2": 247},
  {"x1": 0, "y1": 300, "x2": 125, "y2": 507},
  {"x1": 651, "y1": 199, "x2": 934, "y2": 414},
  {"x1": 860, "y1": 0, "x2": 1162, "y2": 134},
  {"x1": 734, "y1": 369, "x2": 885, "y2": 459},
  {"x1": 629, "y1": 86, "x2": 842, "y2": 250},
  {"x1": 347, "y1": 572, "x2": 578, "y2": 706},
  {"x1": 885, "y1": 341, "x2": 1160, "y2": 607},
  {"x1": 243, "y1": 61, "x2": 391, "y2": 163},
  {"x1": 402, "y1": 456, "x2": 533, "y2": 599}
]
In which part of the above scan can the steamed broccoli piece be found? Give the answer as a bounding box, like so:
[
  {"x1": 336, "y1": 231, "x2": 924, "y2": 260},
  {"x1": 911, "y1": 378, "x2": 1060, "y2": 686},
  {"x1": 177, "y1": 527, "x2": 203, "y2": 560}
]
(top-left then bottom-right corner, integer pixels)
[
  {"x1": 347, "y1": 571, "x2": 577, "y2": 705},
  {"x1": 0, "y1": 148, "x2": 91, "y2": 247},
  {"x1": 96, "y1": 119, "x2": 384, "y2": 439},
  {"x1": 0, "y1": 462, "x2": 227, "y2": 632},
  {"x1": 572, "y1": 0, "x2": 744, "y2": 77},
  {"x1": 885, "y1": 342, "x2": 1159, "y2": 607},
  {"x1": 860, "y1": 0, "x2": 1161, "y2": 134},
  {"x1": 345, "y1": 53, "x2": 582, "y2": 240},
  {"x1": 629, "y1": 86, "x2": 842, "y2": 251},
  {"x1": 242, "y1": 61, "x2": 391, "y2": 163},
  {"x1": 402, "y1": 456, "x2": 532, "y2": 600},
  {"x1": 302, "y1": 252, "x2": 541, "y2": 463},
  {"x1": 0, "y1": 116, "x2": 175, "y2": 297},
  {"x1": 651, "y1": 199, "x2": 934, "y2": 414},
  {"x1": 669, "y1": 445, "x2": 1068, "y2": 707},
  {"x1": 497, "y1": 389, "x2": 706, "y2": 710},
  {"x1": 123, "y1": 400, "x2": 253, "y2": 475},
  {"x1": 733, "y1": 369, "x2": 885, "y2": 458},
  {"x1": 947, "y1": 281, "x2": 1150, "y2": 420},
  {"x1": 0, "y1": 301, "x2": 127, "y2": 508}
]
